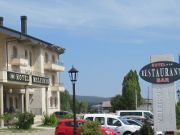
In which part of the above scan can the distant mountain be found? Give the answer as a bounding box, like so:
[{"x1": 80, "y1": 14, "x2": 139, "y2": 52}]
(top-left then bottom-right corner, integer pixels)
[{"x1": 76, "y1": 95, "x2": 111, "y2": 106}]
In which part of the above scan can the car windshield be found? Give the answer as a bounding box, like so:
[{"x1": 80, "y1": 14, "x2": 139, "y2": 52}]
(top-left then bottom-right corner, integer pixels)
[
  {"x1": 120, "y1": 118, "x2": 130, "y2": 125},
  {"x1": 144, "y1": 112, "x2": 153, "y2": 119}
]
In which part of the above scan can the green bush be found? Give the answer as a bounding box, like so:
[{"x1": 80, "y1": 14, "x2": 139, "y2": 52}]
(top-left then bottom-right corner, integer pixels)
[
  {"x1": 139, "y1": 121, "x2": 154, "y2": 135},
  {"x1": 43, "y1": 114, "x2": 58, "y2": 126},
  {"x1": 63, "y1": 113, "x2": 73, "y2": 119},
  {"x1": 80, "y1": 121, "x2": 103, "y2": 135},
  {"x1": 16, "y1": 112, "x2": 34, "y2": 129},
  {"x1": 1, "y1": 113, "x2": 16, "y2": 128}
]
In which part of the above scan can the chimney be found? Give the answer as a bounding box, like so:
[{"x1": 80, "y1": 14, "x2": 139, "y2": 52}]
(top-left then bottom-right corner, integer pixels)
[
  {"x1": 21, "y1": 16, "x2": 27, "y2": 34},
  {"x1": 0, "y1": 17, "x2": 3, "y2": 26}
]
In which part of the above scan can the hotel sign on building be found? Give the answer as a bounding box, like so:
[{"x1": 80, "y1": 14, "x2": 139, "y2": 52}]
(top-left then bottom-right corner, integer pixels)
[
  {"x1": 139, "y1": 61, "x2": 180, "y2": 84},
  {"x1": 32, "y1": 75, "x2": 49, "y2": 85},
  {"x1": 7, "y1": 71, "x2": 29, "y2": 82}
]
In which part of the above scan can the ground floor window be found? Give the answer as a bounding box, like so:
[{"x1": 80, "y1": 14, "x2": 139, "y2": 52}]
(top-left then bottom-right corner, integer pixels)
[{"x1": 50, "y1": 92, "x2": 58, "y2": 108}]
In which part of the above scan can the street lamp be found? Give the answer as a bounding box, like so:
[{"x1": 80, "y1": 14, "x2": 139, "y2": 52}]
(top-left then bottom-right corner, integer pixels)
[
  {"x1": 69, "y1": 66, "x2": 78, "y2": 135},
  {"x1": 177, "y1": 89, "x2": 180, "y2": 102}
]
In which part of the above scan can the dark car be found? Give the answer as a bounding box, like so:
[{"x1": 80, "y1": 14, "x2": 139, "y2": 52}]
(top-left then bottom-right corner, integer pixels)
[
  {"x1": 53, "y1": 111, "x2": 71, "y2": 119},
  {"x1": 55, "y1": 119, "x2": 116, "y2": 135}
]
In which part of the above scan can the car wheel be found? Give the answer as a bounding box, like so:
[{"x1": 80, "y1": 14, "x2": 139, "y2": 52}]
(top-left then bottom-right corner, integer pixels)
[
  {"x1": 58, "y1": 133, "x2": 65, "y2": 135},
  {"x1": 123, "y1": 131, "x2": 132, "y2": 135}
]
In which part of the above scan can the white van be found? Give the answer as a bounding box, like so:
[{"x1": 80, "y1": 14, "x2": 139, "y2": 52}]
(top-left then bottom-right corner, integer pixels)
[
  {"x1": 83, "y1": 114, "x2": 140, "y2": 135},
  {"x1": 116, "y1": 110, "x2": 153, "y2": 120}
]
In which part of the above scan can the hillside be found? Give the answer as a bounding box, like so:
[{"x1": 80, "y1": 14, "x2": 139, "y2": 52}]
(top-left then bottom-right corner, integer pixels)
[{"x1": 76, "y1": 95, "x2": 111, "y2": 106}]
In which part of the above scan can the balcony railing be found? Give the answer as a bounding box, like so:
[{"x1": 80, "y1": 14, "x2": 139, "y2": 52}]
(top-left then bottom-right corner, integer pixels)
[
  {"x1": 11, "y1": 55, "x2": 28, "y2": 59},
  {"x1": 11, "y1": 55, "x2": 28, "y2": 66},
  {"x1": 51, "y1": 82, "x2": 65, "y2": 91},
  {"x1": 44, "y1": 61, "x2": 64, "y2": 72}
]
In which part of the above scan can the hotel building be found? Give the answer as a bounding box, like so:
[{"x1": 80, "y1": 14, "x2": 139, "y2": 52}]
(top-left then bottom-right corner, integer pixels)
[{"x1": 0, "y1": 16, "x2": 65, "y2": 126}]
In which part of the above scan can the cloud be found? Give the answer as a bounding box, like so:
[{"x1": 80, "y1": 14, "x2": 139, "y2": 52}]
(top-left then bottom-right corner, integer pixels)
[{"x1": 0, "y1": 0, "x2": 180, "y2": 30}]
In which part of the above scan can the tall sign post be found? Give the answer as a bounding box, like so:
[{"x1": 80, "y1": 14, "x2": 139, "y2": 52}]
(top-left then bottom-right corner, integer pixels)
[{"x1": 139, "y1": 55, "x2": 178, "y2": 134}]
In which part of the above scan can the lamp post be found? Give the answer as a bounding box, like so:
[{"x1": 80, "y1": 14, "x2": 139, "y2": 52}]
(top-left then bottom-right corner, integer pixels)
[
  {"x1": 177, "y1": 89, "x2": 180, "y2": 102},
  {"x1": 68, "y1": 66, "x2": 78, "y2": 135}
]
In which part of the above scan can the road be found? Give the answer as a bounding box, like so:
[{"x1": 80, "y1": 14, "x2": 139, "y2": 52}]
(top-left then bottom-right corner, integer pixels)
[{"x1": 0, "y1": 128, "x2": 55, "y2": 135}]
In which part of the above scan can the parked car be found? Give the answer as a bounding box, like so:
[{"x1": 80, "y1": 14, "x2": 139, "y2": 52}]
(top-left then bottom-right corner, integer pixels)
[
  {"x1": 123, "y1": 119, "x2": 142, "y2": 127},
  {"x1": 120, "y1": 115, "x2": 153, "y2": 126},
  {"x1": 83, "y1": 113, "x2": 140, "y2": 135},
  {"x1": 53, "y1": 111, "x2": 71, "y2": 119},
  {"x1": 55, "y1": 119, "x2": 116, "y2": 135}
]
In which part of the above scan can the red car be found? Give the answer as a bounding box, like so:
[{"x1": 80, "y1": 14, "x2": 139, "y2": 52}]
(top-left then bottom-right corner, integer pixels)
[{"x1": 55, "y1": 119, "x2": 116, "y2": 135}]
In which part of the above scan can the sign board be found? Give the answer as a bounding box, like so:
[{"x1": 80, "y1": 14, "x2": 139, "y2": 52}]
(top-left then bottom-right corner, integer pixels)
[
  {"x1": 140, "y1": 55, "x2": 177, "y2": 133},
  {"x1": 32, "y1": 75, "x2": 49, "y2": 85},
  {"x1": 139, "y1": 61, "x2": 180, "y2": 84},
  {"x1": 7, "y1": 71, "x2": 29, "y2": 82}
]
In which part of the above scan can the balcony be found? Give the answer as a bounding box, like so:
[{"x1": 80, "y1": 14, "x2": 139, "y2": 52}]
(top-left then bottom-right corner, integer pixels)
[
  {"x1": 11, "y1": 55, "x2": 28, "y2": 67},
  {"x1": 44, "y1": 61, "x2": 64, "y2": 72},
  {"x1": 51, "y1": 83, "x2": 65, "y2": 92}
]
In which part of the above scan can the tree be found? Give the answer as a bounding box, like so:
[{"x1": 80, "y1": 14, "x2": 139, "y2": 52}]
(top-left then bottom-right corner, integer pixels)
[
  {"x1": 122, "y1": 70, "x2": 142, "y2": 110},
  {"x1": 77, "y1": 101, "x2": 89, "y2": 113},
  {"x1": 60, "y1": 90, "x2": 71, "y2": 111},
  {"x1": 176, "y1": 102, "x2": 180, "y2": 129},
  {"x1": 111, "y1": 95, "x2": 125, "y2": 112},
  {"x1": 139, "y1": 120, "x2": 154, "y2": 135},
  {"x1": 60, "y1": 90, "x2": 89, "y2": 113}
]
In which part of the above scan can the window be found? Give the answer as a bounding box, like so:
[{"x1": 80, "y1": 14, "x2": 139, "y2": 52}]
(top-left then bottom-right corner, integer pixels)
[
  {"x1": 144, "y1": 112, "x2": 153, "y2": 119},
  {"x1": 54, "y1": 97, "x2": 57, "y2": 107},
  {"x1": 25, "y1": 50, "x2": 28, "y2": 59},
  {"x1": 107, "y1": 118, "x2": 121, "y2": 126},
  {"x1": 95, "y1": 117, "x2": 105, "y2": 125},
  {"x1": 52, "y1": 75, "x2": 55, "y2": 85},
  {"x1": 120, "y1": 112, "x2": 142, "y2": 116},
  {"x1": 50, "y1": 97, "x2": 53, "y2": 107},
  {"x1": 65, "y1": 121, "x2": 85, "y2": 127},
  {"x1": 15, "y1": 97, "x2": 18, "y2": 109},
  {"x1": 45, "y1": 52, "x2": 48, "y2": 63},
  {"x1": 85, "y1": 117, "x2": 93, "y2": 121},
  {"x1": 13, "y1": 46, "x2": 17, "y2": 58},
  {"x1": 10, "y1": 97, "x2": 13, "y2": 107},
  {"x1": 52, "y1": 55, "x2": 55, "y2": 63},
  {"x1": 127, "y1": 120, "x2": 142, "y2": 126},
  {"x1": 29, "y1": 51, "x2": 32, "y2": 66}
]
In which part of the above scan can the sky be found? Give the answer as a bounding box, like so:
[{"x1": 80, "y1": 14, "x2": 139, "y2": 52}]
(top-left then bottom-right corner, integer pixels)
[{"x1": 0, "y1": 0, "x2": 180, "y2": 98}]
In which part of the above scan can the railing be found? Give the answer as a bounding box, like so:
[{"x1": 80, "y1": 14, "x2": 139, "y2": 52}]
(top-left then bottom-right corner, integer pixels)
[
  {"x1": 44, "y1": 60, "x2": 64, "y2": 66},
  {"x1": 52, "y1": 82, "x2": 64, "y2": 87}
]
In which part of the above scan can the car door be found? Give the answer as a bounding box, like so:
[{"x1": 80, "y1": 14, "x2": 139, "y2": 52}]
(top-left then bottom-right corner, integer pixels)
[
  {"x1": 94, "y1": 117, "x2": 105, "y2": 127},
  {"x1": 64, "y1": 121, "x2": 74, "y2": 135},
  {"x1": 107, "y1": 117, "x2": 122, "y2": 130}
]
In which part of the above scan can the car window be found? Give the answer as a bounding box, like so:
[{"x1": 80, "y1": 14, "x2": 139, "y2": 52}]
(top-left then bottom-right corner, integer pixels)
[
  {"x1": 65, "y1": 122, "x2": 74, "y2": 127},
  {"x1": 65, "y1": 121, "x2": 85, "y2": 127},
  {"x1": 144, "y1": 112, "x2": 153, "y2": 119},
  {"x1": 120, "y1": 112, "x2": 142, "y2": 116},
  {"x1": 85, "y1": 117, "x2": 93, "y2": 121},
  {"x1": 120, "y1": 119, "x2": 130, "y2": 125},
  {"x1": 95, "y1": 117, "x2": 105, "y2": 125},
  {"x1": 127, "y1": 120, "x2": 141, "y2": 126},
  {"x1": 107, "y1": 118, "x2": 121, "y2": 126}
]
